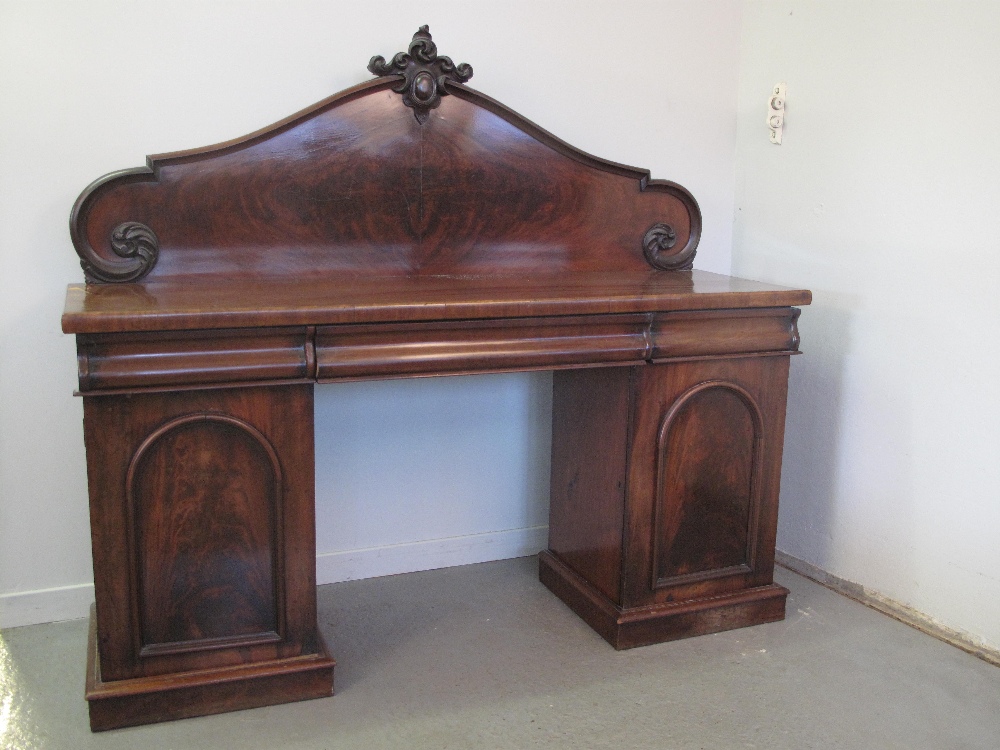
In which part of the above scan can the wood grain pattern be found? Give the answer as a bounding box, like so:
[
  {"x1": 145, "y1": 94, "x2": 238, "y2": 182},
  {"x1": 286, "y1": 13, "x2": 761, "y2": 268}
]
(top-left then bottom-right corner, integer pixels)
[
  {"x1": 128, "y1": 415, "x2": 283, "y2": 655},
  {"x1": 70, "y1": 76, "x2": 700, "y2": 283},
  {"x1": 548, "y1": 367, "x2": 633, "y2": 604},
  {"x1": 83, "y1": 385, "x2": 320, "y2": 681},
  {"x1": 621, "y1": 357, "x2": 792, "y2": 609},
  {"x1": 650, "y1": 307, "x2": 800, "y2": 359},
  {"x1": 652, "y1": 382, "x2": 761, "y2": 587},
  {"x1": 542, "y1": 353, "x2": 793, "y2": 645}
]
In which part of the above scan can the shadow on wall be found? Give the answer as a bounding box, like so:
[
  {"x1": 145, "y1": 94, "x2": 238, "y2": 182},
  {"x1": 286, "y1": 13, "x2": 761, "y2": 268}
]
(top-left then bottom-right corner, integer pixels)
[
  {"x1": 779, "y1": 288, "x2": 922, "y2": 605},
  {"x1": 776, "y1": 295, "x2": 851, "y2": 566}
]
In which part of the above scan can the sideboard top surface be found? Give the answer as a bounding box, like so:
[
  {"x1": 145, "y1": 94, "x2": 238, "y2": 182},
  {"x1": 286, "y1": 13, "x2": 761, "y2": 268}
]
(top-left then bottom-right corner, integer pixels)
[{"x1": 62, "y1": 270, "x2": 811, "y2": 334}]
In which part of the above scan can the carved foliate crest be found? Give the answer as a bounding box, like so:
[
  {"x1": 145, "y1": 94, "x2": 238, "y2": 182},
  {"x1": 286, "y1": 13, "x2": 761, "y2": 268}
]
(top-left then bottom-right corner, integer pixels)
[{"x1": 368, "y1": 26, "x2": 473, "y2": 124}]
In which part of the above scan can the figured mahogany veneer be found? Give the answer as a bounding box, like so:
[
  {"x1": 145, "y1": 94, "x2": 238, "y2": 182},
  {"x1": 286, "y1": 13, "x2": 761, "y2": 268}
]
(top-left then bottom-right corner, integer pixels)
[
  {"x1": 69, "y1": 83, "x2": 699, "y2": 284},
  {"x1": 63, "y1": 27, "x2": 810, "y2": 731}
]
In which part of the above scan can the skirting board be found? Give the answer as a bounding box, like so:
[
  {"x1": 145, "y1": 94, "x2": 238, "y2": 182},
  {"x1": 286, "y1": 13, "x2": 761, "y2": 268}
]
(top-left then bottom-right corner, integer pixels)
[
  {"x1": 0, "y1": 582, "x2": 96, "y2": 630},
  {"x1": 776, "y1": 550, "x2": 1000, "y2": 669},
  {"x1": 316, "y1": 525, "x2": 549, "y2": 585},
  {"x1": 1, "y1": 525, "x2": 549, "y2": 629}
]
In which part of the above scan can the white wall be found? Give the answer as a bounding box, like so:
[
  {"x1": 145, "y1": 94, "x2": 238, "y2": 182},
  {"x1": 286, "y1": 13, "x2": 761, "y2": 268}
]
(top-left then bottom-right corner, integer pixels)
[
  {"x1": 734, "y1": 1, "x2": 1000, "y2": 650},
  {"x1": 0, "y1": 0, "x2": 743, "y2": 627}
]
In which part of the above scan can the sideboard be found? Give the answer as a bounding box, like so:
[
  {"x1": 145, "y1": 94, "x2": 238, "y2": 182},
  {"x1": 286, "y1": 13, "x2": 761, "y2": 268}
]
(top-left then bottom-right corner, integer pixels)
[{"x1": 62, "y1": 27, "x2": 811, "y2": 731}]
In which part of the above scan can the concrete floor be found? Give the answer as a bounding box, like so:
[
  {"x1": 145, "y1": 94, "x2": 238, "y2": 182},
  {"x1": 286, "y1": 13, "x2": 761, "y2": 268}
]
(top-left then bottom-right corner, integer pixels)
[{"x1": 2, "y1": 558, "x2": 999, "y2": 749}]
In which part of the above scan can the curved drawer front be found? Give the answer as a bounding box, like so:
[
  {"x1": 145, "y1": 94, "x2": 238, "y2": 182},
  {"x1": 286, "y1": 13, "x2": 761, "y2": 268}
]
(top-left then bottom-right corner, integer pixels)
[{"x1": 76, "y1": 327, "x2": 313, "y2": 392}]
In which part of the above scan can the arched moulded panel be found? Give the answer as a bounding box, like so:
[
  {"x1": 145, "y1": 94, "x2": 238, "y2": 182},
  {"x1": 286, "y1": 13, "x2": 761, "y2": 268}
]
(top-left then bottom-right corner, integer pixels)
[
  {"x1": 651, "y1": 381, "x2": 765, "y2": 589},
  {"x1": 125, "y1": 414, "x2": 286, "y2": 656}
]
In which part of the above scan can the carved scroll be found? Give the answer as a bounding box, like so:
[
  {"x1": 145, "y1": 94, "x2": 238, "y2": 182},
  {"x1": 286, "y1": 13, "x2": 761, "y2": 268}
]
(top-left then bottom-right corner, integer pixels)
[
  {"x1": 71, "y1": 166, "x2": 161, "y2": 284},
  {"x1": 643, "y1": 222, "x2": 695, "y2": 271}
]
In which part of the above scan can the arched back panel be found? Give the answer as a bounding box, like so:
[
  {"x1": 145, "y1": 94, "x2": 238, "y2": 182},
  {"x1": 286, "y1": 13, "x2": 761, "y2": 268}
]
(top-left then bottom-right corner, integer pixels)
[{"x1": 70, "y1": 28, "x2": 700, "y2": 283}]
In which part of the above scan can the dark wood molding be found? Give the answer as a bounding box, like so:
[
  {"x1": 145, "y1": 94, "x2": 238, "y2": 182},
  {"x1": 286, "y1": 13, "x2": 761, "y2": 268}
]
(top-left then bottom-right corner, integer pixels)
[
  {"x1": 315, "y1": 314, "x2": 651, "y2": 381},
  {"x1": 368, "y1": 25, "x2": 473, "y2": 123}
]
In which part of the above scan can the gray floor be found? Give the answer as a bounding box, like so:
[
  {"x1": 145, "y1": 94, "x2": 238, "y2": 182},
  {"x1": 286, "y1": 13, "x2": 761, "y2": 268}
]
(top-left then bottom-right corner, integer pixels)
[{"x1": 2, "y1": 558, "x2": 999, "y2": 749}]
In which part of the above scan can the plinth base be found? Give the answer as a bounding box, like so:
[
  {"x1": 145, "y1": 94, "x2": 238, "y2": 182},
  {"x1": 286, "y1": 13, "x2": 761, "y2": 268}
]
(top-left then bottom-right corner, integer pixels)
[
  {"x1": 539, "y1": 551, "x2": 788, "y2": 650},
  {"x1": 85, "y1": 608, "x2": 335, "y2": 732}
]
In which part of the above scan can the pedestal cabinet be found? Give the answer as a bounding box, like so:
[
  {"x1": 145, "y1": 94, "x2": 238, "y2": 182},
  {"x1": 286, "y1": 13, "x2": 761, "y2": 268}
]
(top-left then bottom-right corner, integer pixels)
[
  {"x1": 542, "y1": 354, "x2": 792, "y2": 649},
  {"x1": 82, "y1": 385, "x2": 334, "y2": 730}
]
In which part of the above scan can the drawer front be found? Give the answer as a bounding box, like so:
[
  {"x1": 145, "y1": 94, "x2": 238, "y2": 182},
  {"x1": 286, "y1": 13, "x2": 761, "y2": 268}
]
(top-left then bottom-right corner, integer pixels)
[
  {"x1": 77, "y1": 327, "x2": 314, "y2": 392},
  {"x1": 650, "y1": 307, "x2": 800, "y2": 359},
  {"x1": 316, "y1": 314, "x2": 651, "y2": 380}
]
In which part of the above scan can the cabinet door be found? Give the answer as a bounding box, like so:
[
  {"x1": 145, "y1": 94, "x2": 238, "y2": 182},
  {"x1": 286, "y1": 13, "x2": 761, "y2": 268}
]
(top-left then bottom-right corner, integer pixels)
[
  {"x1": 83, "y1": 384, "x2": 319, "y2": 681},
  {"x1": 622, "y1": 357, "x2": 790, "y2": 608}
]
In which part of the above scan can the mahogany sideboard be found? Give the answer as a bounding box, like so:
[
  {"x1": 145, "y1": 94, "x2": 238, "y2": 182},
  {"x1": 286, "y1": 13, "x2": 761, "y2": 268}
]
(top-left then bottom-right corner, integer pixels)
[{"x1": 62, "y1": 28, "x2": 811, "y2": 731}]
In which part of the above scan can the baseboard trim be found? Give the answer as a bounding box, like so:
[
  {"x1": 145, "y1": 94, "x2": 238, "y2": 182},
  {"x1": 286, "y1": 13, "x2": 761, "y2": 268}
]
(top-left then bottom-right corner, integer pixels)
[
  {"x1": 0, "y1": 582, "x2": 96, "y2": 629},
  {"x1": 776, "y1": 550, "x2": 1000, "y2": 669},
  {"x1": 316, "y1": 525, "x2": 549, "y2": 585},
  {"x1": 1, "y1": 526, "x2": 550, "y2": 629}
]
